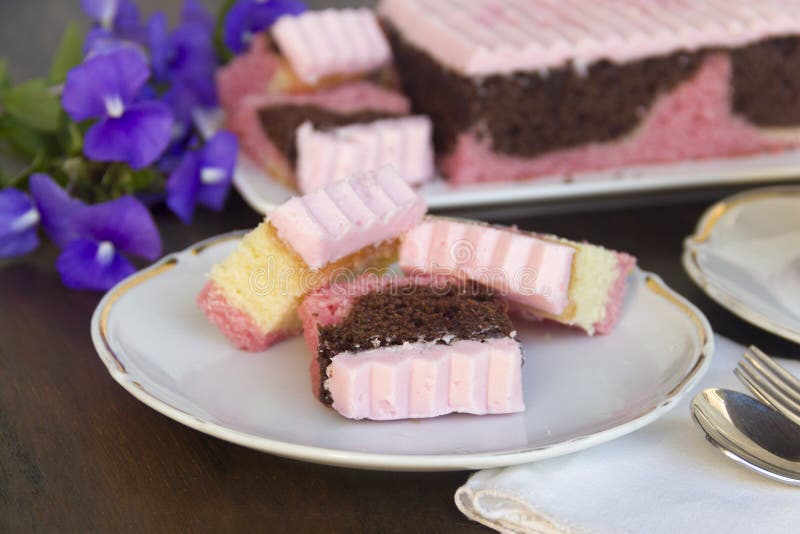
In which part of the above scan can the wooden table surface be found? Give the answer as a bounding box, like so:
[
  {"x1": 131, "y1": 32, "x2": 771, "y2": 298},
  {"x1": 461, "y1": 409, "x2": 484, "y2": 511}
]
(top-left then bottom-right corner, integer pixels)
[{"x1": 2, "y1": 1, "x2": 799, "y2": 532}]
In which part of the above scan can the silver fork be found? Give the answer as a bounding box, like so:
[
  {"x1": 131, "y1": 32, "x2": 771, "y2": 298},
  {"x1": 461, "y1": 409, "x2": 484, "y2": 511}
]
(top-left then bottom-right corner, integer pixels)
[{"x1": 735, "y1": 345, "x2": 800, "y2": 427}]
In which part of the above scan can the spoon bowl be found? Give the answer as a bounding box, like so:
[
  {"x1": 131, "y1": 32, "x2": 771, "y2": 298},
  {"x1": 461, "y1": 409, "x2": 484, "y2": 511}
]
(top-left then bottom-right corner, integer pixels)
[{"x1": 691, "y1": 388, "x2": 800, "y2": 486}]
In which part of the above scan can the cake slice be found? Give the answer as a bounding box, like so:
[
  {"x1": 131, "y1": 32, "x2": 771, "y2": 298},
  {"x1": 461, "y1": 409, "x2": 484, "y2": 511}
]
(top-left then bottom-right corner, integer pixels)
[
  {"x1": 197, "y1": 167, "x2": 426, "y2": 351},
  {"x1": 295, "y1": 116, "x2": 434, "y2": 193},
  {"x1": 399, "y1": 218, "x2": 636, "y2": 335},
  {"x1": 227, "y1": 81, "x2": 409, "y2": 187},
  {"x1": 298, "y1": 275, "x2": 525, "y2": 420},
  {"x1": 380, "y1": 0, "x2": 800, "y2": 184},
  {"x1": 217, "y1": 8, "x2": 396, "y2": 117}
]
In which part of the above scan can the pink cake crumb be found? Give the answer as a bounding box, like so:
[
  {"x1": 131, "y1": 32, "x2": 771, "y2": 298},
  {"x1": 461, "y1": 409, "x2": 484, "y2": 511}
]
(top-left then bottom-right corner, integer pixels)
[
  {"x1": 197, "y1": 281, "x2": 298, "y2": 352},
  {"x1": 441, "y1": 54, "x2": 792, "y2": 184},
  {"x1": 593, "y1": 253, "x2": 637, "y2": 335}
]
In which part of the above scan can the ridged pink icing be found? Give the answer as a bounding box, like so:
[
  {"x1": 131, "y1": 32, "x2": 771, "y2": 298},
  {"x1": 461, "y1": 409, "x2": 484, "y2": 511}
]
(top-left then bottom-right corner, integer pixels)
[
  {"x1": 226, "y1": 81, "x2": 410, "y2": 175},
  {"x1": 295, "y1": 116, "x2": 434, "y2": 193},
  {"x1": 269, "y1": 167, "x2": 427, "y2": 269},
  {"x1": 326, "y1": 338, "x2": 524, "y2": 420},
  {"x1": 400, "y1": 219, "x2": 575, "y2": 316},
  {"x1": 440, "y1": 54, "x2": 792, "y2": 183},
  {"x1": 196, "y1": 281, "x2": 298, "y2": 352},
  {"x1": 272, "y1": 8, "x2": 391, "y2": 84},
  {"x1": 380, "y1": 0, "x2": 800, "y2": 75}
]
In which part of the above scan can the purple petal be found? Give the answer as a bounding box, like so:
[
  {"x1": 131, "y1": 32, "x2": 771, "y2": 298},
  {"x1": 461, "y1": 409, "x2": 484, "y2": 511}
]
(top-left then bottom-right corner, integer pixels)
[
  {"x1": 83, "y1": 100, "x2": 174, "y2": 169},
  {"x1": 223, "y1": 0, "x2": 307, "y2": 54},
  {"x1": 196, "y1": 132, "x2": 238, "y2": 212},
  {"x1": 73, "y1": 196, "x2": 162, "y2": 260},
  {"x1": 182, "y1": 0, "x2": 214, "y2": 32},
  {"x1": 62, "y1": 46, "x2": 150, "y2": 122},
  {"x1": 81, "y1": 0, "x2": 119, "y2": 28},
  {"x1": 166, "y1": 152, "x2": 200, "y2": 223},
  {"x1": 56, "y1": 238, "x2": 136, "y2": 291},
  {"x1": 146, "y1": 12, "x2": 170, "y2": 81},
  {"x1": 0, "y1": 188, "x2": 40, "y2": 258},
  {"x1": 28, "y1": 173, "x2": 86, "y2": 248}
]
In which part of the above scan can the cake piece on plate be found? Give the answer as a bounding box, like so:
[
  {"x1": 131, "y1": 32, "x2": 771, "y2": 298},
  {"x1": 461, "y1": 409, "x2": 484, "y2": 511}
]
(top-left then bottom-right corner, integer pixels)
[
  {"x1": 295, "y1": 116, "x2": 434, "y2": 193},
  {"x1": 298, "y1": 275, "x2": 525, "y2": 420},
  {"x1": 197, "y1": 167, "x2": 426, "y2": 351},
  {"x1": 228, "y1": 81, "x2": 410, "y2": 187},
  {"x1": 399, "y1": 218, "x2": 636, "y2": 335},
  {"x1": 217, "y1": 8, "x2": 395, "y2": 116},
  {"x1": 380, "y1": 0, "x2": 800, "y2": 184}
]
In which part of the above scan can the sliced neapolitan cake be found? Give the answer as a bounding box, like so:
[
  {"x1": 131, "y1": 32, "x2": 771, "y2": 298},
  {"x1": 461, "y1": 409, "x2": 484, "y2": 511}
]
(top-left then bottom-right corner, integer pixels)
[
  {"x1": 197, "y1": 167, "x2": 426, "y2": 351},
  {"x1": 299, "y1": 275, "x2": 525, "y2": 420},
  {"x1": 400, "y1": 218, "x2": 636, "y2": 335},
  {"x1": 380, "y1": 0, "x2": 800, "y2": 184}
]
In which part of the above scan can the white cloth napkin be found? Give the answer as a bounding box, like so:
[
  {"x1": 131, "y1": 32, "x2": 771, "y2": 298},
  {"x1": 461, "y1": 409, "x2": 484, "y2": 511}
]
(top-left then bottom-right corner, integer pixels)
[{"x1": 455, "y1": 336, "x2": 800, "y2": 534}]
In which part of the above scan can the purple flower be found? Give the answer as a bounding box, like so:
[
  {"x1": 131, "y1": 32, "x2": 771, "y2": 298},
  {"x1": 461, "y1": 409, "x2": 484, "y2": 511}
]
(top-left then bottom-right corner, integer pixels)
[
  {"x1": 0, "y1": 188, "x2": 40, "y2": 258},
  {"x1": 167, "y1": 132, "x2": 238, "y2": 223},
  {"x1": 56, "y1": 196, "x2": 162, "y2": 291},
  {"x1": 28, "y1": 174, "x2": 85, "y2": 248},
  {"x1": 62, "y1": 46, "x2": 174, "y2": 169},
  {"x1": 223, "y1": 0, "x2": 306, "y2": 54},
  {"x1": 81, "y1": 0, "x2": 146, "y2": 46}
]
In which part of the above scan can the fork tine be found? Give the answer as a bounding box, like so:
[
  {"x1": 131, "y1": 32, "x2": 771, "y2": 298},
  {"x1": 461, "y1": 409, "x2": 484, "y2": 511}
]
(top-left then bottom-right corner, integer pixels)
[
  {"x1": 736, "y1": 362, "x2": 800, "y2": 428},
  {"x1": 743, "y1": 349, "x2": 800, "y2": 407},
  {"x1": 746, "y1": 346, "x2": 800, "y2": 397}
]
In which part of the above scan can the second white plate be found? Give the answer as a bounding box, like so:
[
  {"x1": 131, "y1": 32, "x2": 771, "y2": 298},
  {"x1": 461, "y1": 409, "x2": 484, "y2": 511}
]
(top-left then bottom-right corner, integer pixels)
[
  {"x1": 683, "y1": 185, "x2": 800, "y2": 344},
  {"x1": 233, "y1": 150, "x2": 800, "y2": 214}
]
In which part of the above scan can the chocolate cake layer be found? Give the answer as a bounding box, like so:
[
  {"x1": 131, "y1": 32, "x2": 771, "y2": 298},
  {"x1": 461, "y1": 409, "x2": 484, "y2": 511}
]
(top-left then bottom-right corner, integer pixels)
[
  {"x1": 387, "y1": 25, "x2": 800, "y2": 158},
  {"x1": 732, "y1": 36, "x2": 800, "y2": 127},
  {"x1": 316, "y1": 280, "x2": 515, "y2": 404},
  {"x1": 258, "y1": 105, "x2": 402, "y2": 164}
]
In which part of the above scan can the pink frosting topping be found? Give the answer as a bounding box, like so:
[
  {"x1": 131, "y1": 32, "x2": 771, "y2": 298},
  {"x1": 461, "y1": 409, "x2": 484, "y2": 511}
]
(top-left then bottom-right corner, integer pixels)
[
  {"x1": 269, "y1": 167, "x2": 427, "y2": 269},
  {"x1": 379, "y1": 0, "x2": 800, "y2": 75},
  {"x1": 400, "y1": 219, "x2": 575, "y2": 316},
  {"x1": 295, "y1": 116, "x2": 434, "y2": 194},
  {"x1": 272, "y1": 8, "x2": 392, "y2": 84},
  {"x1": 327, "y1": 337, "x2": 525, "y2": 420}
]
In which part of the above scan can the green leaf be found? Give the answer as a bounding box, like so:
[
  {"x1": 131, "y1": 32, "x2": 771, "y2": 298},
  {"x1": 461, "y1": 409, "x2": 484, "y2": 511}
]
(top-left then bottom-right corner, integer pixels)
[
  {"x1": 0, "y1": 59, "x2": 9, "y2": 90},
  {"x1": 0, "y1": 114, "x2": 48, "y2": 159},
  {"x1": 49, "y1": 22, "x2": 83, "y2": 85},
  {"x1": 2, "y1": 80, "x2": 61, "y2": 133}
]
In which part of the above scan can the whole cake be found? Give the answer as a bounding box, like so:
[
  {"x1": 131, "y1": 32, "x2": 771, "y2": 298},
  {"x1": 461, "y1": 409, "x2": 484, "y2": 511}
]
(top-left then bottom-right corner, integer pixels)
[
  {"x1": 298, "y1": 275, "x2": 525, "y2": 420},
  {"x1": 379, "y1": 0, "x2": 800, "y2": 183},
  {"x1": 400, "y1": 218, "x2": 636, "y2": 335},
  {"x1": 198, "y1": 167, "x2": 426, "y2": 351}
]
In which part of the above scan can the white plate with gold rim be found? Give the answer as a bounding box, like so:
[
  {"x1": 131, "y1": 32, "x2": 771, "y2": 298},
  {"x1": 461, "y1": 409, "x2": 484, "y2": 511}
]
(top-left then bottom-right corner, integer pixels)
[
  {"x1": 683, "y1": 186, "x2": 800, "y2": 345},
  {"x1": 91, "y1": 232, "x2": 713, "y2": 471}
]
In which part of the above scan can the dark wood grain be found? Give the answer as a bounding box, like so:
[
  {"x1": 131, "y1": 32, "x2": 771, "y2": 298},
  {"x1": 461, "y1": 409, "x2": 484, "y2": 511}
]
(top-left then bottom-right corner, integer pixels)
[{"x1": 2, "y1": 1, "x2": 800, "y2": 532}]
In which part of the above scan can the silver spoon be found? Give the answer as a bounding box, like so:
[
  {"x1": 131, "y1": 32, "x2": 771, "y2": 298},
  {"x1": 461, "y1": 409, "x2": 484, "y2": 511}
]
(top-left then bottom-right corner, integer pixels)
[{"x1": 691, "y1": 388, "x2": 800, "y2": 486}]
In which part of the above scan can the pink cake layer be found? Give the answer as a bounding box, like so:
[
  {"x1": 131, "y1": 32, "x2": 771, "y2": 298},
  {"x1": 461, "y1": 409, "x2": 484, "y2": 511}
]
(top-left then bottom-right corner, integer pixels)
[
  {"x1": 594, "y1": 253, "x2": 637, "y2": 335},
  {"x1": 272, "y1": 8, "x2": 391, "y2": 85},
  {"x1": 295, "y1": 115, "x2": 434, "y2": 193},
  {"x1": 197, "y1": 281, "x2": 298, "y2": 352},
  {"x1": 326, "y1": 337, "x2": 524, "y2": 420},
  {"x1": 440, "y1": 54, "x2": 792, "y2": 184},
  {"x1": 269, "y1": 167, "x2": 426, "y2": 269},
  {"x1": 399, "y1": 219, "x2": 576, "y2": 316},
  {"x1": 216, "y1": 34, "x2": 281, "y2": 118},
  {"x1": 380, "y1": 0, "x2": 800, "y2": 76},
  {"x1": 227, "y1": 81, "x2": 410, "y2": 178}
]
